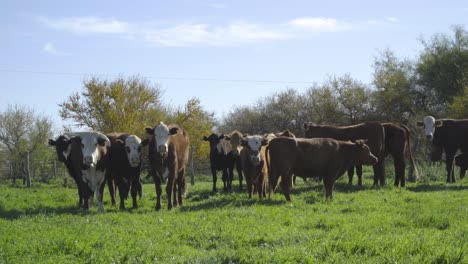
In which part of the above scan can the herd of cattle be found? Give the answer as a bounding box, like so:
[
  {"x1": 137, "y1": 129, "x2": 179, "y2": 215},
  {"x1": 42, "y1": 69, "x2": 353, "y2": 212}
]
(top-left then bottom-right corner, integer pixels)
[{"x1": 48, "y1": 116, "x2": 468, "y2": 211}]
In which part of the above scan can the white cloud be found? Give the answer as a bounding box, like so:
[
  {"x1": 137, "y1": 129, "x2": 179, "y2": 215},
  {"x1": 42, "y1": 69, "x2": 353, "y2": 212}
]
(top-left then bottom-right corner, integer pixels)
[
  {"x1": 43, "y1": 42, "x2": 69, "y2": 55},
  {"x1": 40, "y1": 16, "x2": 129, "y2": 34},
  {"x1": 40, "y1": 16, "x2": 395, "y2": 47}
]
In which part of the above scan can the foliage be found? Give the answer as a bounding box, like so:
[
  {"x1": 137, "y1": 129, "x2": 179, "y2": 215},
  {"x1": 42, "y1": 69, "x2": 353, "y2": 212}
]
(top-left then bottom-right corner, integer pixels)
[
  {"x1": 416, "y1": 25, "x2": 468, "y2": 109},
  {"x1": 449, "y1": 86, "x2": 468, "y2": 118},
  {"x1": 59, "y1": 75, "x2": 166, "y2": 136},
  {"x1": 0, "y1": 167, "x2": 467, "y2": 263}
]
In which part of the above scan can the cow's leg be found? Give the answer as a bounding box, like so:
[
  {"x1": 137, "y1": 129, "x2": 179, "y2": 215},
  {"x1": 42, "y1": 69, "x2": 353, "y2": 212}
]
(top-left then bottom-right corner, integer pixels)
[
  {"x1": 280, "y1": 173, "x2": 292, "y2": 202},
  {"x1": 445, "y1": 153, "x2": 456, "y2": 183},
  {"x1": 130, "y1": 177, "x2": 138, "y2": 209},
  {"x1": 373, "y1": 159, "x2": 386, "y2": 186},
  {"x1": 356, "y1": 165, "x2": 363, "y2": 186},
  {"x1": 393, "y1": 154, "x2": 405, "y2": 187},
  {"x1": 166, "y1": 167, "x2": 176, "y2": 210},
  {"x1": 246, "y1": 173, "x2": 253, "y2": 199},
  {"x1": 82, "y1": 182, "x2": 90, "y2": 212},
  {"x1": 228, "y1": 166, "x2": 234, "y2": 192},
  {"x1": 106, "y1": 171, "x2": 116, "y2": 206},
  {"x1": 323, "y1": 175, "x2": 334, "y2": 200},
  {"x1": 137, "y1": 176, "x2": 143, "y2": 199},
  {"x1": 153, "y1": 174, "x2": 162, "y2": 211},
  {"x1": 222, "y1": 169, "x2": 229, "y2": 192},
  {"x1": 177, "y1": 169, "x2": 186, "y2": 206},
  {"x1": 236, "y1": 158, "x2": 243, "y2": 191},
  {"x1": 172, "y1": 179, "x2": 178, "y2": 207},
  {"x1": 347, "y1": 166, "x2": 354, "y2": 185},
  {"x1": 97, "y1": 176, "x2": 106, "y2": 213},
  {"x1": 211, "y1": 166, "x2": 218, "y2": 192}
]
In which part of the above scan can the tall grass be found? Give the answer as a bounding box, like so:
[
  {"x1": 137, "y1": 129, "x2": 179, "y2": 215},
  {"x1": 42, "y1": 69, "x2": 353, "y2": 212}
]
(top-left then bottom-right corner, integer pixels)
[{"x1": 0, "y1": 165, "x2": 466, "y2": 263}]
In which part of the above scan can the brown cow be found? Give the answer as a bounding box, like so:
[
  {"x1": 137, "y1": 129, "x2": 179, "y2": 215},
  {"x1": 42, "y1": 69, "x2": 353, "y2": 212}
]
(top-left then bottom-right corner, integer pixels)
[
  {"x1": 417, "y1": 116, "x2": 468, "y2": 182},
  {"x1": 454, "y1": 153, "x2": 467, "y2": 179},
  {"x1": 348, "y1": 123, "x2": 419, "y2": 187},
  {"x1": 222, "y1": 130, "x2": 244, "y2": 191},
  {"x1": 304, "y1": 122, "x2": 386, "y2": 186},
  {"x1": 240, "y1": 134, "x2": 271, "y2": 199},
  {"x1": 146, "y1": 122, "x2": 189, "y2": 210},
  {"x1": 266, "y1": 137, "x2": 378, "y2": 200}
]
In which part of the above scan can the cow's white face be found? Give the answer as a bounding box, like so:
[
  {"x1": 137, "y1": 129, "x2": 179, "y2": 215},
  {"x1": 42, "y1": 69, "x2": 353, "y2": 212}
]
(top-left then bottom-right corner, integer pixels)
[
  {"x1": 242, "y1": 136, "x2": 265, "y2": 165},
  {"x1": 155, "y1": 122, "x2": 171, "y2": 155},
  {"x1": 418, "y1": 116, "x2": 443, "y2": 141},
  {"x1": 125, "y1": 135, "x2": 142, "y2": 167},
  {"x1": 66, "y1": 132, "x2": 109, "y2": 168}
]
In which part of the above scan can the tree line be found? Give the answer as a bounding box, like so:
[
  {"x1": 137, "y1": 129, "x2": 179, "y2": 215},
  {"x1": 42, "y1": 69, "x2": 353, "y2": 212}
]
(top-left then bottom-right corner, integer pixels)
[{"x1": 1, "y1": 25, "x2": 466, "y2": 183}]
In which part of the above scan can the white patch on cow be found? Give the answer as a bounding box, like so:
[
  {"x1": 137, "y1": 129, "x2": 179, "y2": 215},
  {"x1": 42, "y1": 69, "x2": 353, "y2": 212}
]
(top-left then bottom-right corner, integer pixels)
[
  {"x1": 63, "y1": 144, "x2": 72, "y2": 161},
  {"x1": 246, "y1": 136, "x2": 263, "y2": 164},
  {"x1": 125, "y1": 135, "x2": 142, "y2": 167},
  {"x1": 66, "y1": 132, "x2": 110, "y2": 168},
  {"x1": 154, "y1": 122, "x2": 170, "y2": 154},
  {"x1": 81, "y1": 167, "x2": 106, "y2": 212},
  {"x1": 441, "y1": 149, "x2": 462, "y2": 161},
  {"x1": 217, "y1": 139, "x2": 232, "y2": 155},
  {"x1": 422, "y1": 116, "x2": 436, "y2": 139},
  {"x1": 163, "y1": 168, "x2": 169, "y2": 181}
]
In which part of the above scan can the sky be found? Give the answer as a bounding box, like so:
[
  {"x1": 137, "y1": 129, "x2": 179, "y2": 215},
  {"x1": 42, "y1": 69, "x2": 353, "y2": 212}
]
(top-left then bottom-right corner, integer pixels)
[{"x1": 2, "y1": 0, "x2": 467, "y2": 130}]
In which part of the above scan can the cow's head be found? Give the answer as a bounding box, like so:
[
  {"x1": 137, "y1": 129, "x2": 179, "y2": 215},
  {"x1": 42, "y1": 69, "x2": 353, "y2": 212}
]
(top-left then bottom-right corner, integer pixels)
[
  {"x1": 65, "y1": 132, "x2": 110, "y2": 168},
  {"x1": 48, "y1": 134, "x2": 72, "y2": 162},
  {"x1": 276, "y1": 129, "x2": 296, "y2": 138},
  {"x1": 241, "y1": 135, "x2": 269, "y2": 165},
  {"x1": 354, "y1": 140, "x2": 378, "y2": 165},
  {"x1": 417, "y1": 116, "x2": 443, "y2": 141},
  {"x1": 124, "y1": 135, "x2": 143, "y2": 167},
  {"x1": 224, "y1": 131, "x2": 243, "y2": 157},
  {"x1": 203, "y1": 133, "x2": 224, "y2": 154},
  {"x1": 145, "y1": 122, "x2": 179, "y2": 156}
]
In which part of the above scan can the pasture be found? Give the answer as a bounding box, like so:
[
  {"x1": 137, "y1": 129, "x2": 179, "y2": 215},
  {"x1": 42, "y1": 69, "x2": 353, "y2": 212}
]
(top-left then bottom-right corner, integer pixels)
[{"x1": 0, "y1": 165, "x2": 467, "y2": 263}]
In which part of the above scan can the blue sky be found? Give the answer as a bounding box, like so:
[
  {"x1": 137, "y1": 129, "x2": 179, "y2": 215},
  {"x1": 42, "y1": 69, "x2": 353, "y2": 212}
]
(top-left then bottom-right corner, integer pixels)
[{"x1": 2, "y1": 0, "x2": 467, "y2": 130}]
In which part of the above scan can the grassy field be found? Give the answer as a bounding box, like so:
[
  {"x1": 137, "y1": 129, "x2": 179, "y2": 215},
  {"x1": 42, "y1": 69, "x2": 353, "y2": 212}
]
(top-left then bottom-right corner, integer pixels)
[{"x1": 0, "y1": 164, "x2": 467, "y2": 264}]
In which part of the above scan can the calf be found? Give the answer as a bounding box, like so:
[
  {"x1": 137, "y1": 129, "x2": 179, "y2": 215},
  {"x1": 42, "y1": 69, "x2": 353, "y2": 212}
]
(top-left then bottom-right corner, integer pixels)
[
  {"x1": 454, "y1": 153, "x2": 468, "y2": 180},
  {"x1": 203, "y1": 133, "x2": 236, "y2": 192},
  {"x1": 146, "y1": 122, "x2": 189, "y2": 210},
  {"x1": 107, "y1": 133, "x2": 145, "y2": 209},
  {"x1": 223, "y1": 131, "x2": 244, "y2": 190},
  {"x1": 267, "y1": 137, "x2": 378, "y2": 200},
  {"x1": 417, "y1": 116, "x2": 468, "y2": 182},
  {"x1": 304, "y1": 121, "x2": 386, "y2": 186},
  {"x1": 64, "y1": 132, "x2": 110, "y2": 212},
  {"x1": 48, "y1": 135, "x2": 89, "y2": 206},
  {"x1": 239, "y1": 135, "x2": 270, "y2": 198}
]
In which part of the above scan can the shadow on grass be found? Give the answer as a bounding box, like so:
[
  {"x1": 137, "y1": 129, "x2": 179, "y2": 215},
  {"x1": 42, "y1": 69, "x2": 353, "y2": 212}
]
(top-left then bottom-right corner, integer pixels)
[
  {"x1": 407, "y1": 183, "x2": 468, "y2": 192},
  {"x1": 0, "y1": 204, "x2": 83, "y2": 220}
]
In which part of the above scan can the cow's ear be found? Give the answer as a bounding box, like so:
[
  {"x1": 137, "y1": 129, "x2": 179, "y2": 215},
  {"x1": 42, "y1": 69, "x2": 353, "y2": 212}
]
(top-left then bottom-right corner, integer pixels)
[
  {"x1": 97, "y1": 137, "x2": 107, "y2": 146},
  {"x1": 241, "y1": 138, "x2": 248, "y2": 147},
  {"x1": 219, "y1": 134, "x2": 225, "y2": 140},
  {"x1": 145, "y1": 127, "x2": 154, "y2": 135},
  {"x1": 48, "y1": 139, "x2": 56, "y2": 146},
  {"x1": 416, "y1": 121, "x2": 423, "y2": 127},
  {"x1": 140, "y1": 139, "x2": 150, "y2": 147},
  {"x1": 224, "y1": 135, "x2": 231, "y2": 141},
  {"x1": 203, "y1": 136, "x2": 209, "y2": 141},
  {"x1": 169, "y1": 127, "x2": 179, "y2": 135},
  {"x1": 435, "y1": 120, "x2": 443, "y2": 127},
  {"x1": 261, "y1": 138, "x2": 269, "y2": 146}
]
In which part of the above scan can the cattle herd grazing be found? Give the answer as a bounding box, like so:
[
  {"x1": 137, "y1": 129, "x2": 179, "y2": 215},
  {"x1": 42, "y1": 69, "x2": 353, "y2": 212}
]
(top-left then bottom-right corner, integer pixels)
[{"x1": 48, "y1": 116, "x2": 468, "y2": 212}]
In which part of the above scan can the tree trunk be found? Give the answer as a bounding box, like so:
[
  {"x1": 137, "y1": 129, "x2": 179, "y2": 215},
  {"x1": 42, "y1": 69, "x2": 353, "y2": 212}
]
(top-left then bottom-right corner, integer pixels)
[{"x1": 25, "y1": 151, "x2": 31, "y2": 188}]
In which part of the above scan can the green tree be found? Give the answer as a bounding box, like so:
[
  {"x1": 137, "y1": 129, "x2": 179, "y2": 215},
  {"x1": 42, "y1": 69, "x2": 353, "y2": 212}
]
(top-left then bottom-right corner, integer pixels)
[
  {"x1": 416, "y1": 25, "x2": 468, "y2": 109},
  {"x1": 59, "y1": 75, "x2": 165, "y2": 136},
  {"x1": 449, "y1": 86, "x2": 468, "y2": 118}
]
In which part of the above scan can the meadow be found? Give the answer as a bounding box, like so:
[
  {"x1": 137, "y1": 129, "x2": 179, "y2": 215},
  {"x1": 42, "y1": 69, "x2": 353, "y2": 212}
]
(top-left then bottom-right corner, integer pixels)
[{"x1": 0, "y1": 164, "x2": 467, "y2": 264}]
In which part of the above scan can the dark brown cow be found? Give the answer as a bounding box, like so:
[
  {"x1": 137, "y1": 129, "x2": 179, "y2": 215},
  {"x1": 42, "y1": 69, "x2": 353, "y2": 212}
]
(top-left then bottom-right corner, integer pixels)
[
  {"x1": 348, "y1": 123, "x2": 419, "y2": 187},
  {"x1": 454, "y1": 153, "x2": 467, "y2": 179},
  {"x1": 146, "y1": 122, "x2": 189, "y2": 210},
  {"x1": 417, "y1": 116, "x2": 468, "y2": 182},
  {"x1": 239, "y1": 134, "x2": 271, "y2": 199},
  {"x1": 266, "y1": 137, "x2": 378, "y2": 200},
  {"x1": 276, "y1": 129, "x2": 296, "y2": 138},
  {"x1": 304, "y1": 122, "x2": 386, "y2": 186}
]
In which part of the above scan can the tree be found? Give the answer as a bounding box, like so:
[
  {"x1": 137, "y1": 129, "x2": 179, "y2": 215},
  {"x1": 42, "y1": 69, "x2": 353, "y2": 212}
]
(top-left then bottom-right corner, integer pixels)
[
  {"x1": 449, "y1": 86, "x2": 468, "y2": 118},
  {"x1": 372, "y1": 49, "x2": 415, "y2": 122},
  {"x1": 59, "y1": 75, "x2": 166, "y2": 136},
  {"x1": 416, "y1": 25, "x2": 468, "y2": 108},
  {"x1": 304, "y1": 84, "x2": 343, "y2": 125}
]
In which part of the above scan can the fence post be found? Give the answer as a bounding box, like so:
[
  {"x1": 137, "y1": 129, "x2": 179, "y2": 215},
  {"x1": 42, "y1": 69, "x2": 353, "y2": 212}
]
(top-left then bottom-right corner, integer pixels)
[
  {"x1": 190, "y1": 146, "x2": 195, "y2": 185},
  {"x1": 25, "y1": 151, "x2": 31, "y2": 188}
]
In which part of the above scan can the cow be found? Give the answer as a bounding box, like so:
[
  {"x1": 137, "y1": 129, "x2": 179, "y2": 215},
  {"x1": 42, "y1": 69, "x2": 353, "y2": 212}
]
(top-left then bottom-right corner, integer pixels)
[
  {"x1": 203, "y1": 133, "x2": 237, "y2": 192},
  {"x1": 304, "y1": 121, "x2": 386, "y2": 186},
  {"x1": 106, "y1": 133, "x2": 146, "y2": 210},
  {"x1": 266, "y1": 137, "x2": 378, "y2": 200},
  {"x1": 454, "y1": 153, "x2": 468, "y2": 179},
  {"x1": 223, "y1": 130, "x2": 244, "y2": 191},
  {"x1": 48, "y1": 134, "x2": 89, "y2": 206},
  {"x1": 276, "y1": 129, "x2": 296, "y2": 138},
  {"x1": 417, "y1": 116, "x2": 468, "y2": 182},
  {"x1": 63, "y1": 132, "x2": 110, "y2": 212},
  {"x1": 146, "y1": 122, "x2": 189, "y2": 210},
  {"x1": 239, "y1": 134, "x2": 271, "y2": 199},
  {"x1": 348, "y1": 123, "x2": 419, "y2": 187}
]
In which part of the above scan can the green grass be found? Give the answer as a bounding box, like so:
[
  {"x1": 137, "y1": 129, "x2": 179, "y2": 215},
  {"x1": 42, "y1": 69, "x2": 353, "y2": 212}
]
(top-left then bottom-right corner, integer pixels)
[{"x1": 0, "y1": 165, "x2": 467, "y2": 264}]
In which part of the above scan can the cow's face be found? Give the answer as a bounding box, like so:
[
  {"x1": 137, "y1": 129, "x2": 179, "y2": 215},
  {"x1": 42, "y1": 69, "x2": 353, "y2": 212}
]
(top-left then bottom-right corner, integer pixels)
[
  {"x1": 48, "y1": 135, "x2": 72, "y2": 162},
  {"x1": 241, "y1": 135, "x2": 268, "y2": 165},
  {"x1": 146, "y1": 122, "x2": 178, "y2": 155},
  {"x1": 203, "y1": 133, "x2": 223, "y2": 154},
  {"x1": 417, "y1": 116, "x2": 443, "y2": 141},
  {"x1": 224, "y1": 133, "x2": 242, "y2": 157},
  {"x1": 355, "y1": 140, "x2": 378, "y2": 165},
  {"x1": 66, "y1": 132, "x2": 110, "y2": 168},
  {"x1": 125, "y1": 135, "x2": 142, "y2": 167}
]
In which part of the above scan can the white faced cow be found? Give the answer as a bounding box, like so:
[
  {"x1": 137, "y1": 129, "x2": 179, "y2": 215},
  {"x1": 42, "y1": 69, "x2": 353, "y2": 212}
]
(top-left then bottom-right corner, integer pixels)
[
  {"x1": 239, "y1": 135, "x2": 270, "y2": 198},
  {"x1": 65, "y1": 131, "x2": 110, "y2": 212}
]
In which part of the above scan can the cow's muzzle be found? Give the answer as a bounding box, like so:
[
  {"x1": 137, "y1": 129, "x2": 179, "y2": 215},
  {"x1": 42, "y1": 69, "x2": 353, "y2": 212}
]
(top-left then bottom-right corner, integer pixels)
[
  {"x1": 426, "y1": 134, "x2": 433, "y2": 141},
  {"x1": 158, "y1": 145, "x2": 168, "y2": 155},
  {"x1": 250, "y1": 155, "x2": 261, "y2": 166},
  {"x1": 83, "y1": 156, "x2": 95, "y2": 168}
]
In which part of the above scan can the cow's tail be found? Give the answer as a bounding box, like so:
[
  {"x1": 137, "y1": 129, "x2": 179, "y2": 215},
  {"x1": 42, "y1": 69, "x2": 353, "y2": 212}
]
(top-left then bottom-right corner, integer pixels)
[{"x1": 402, "y1": 124, "x2": 419, "y2": 181}]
